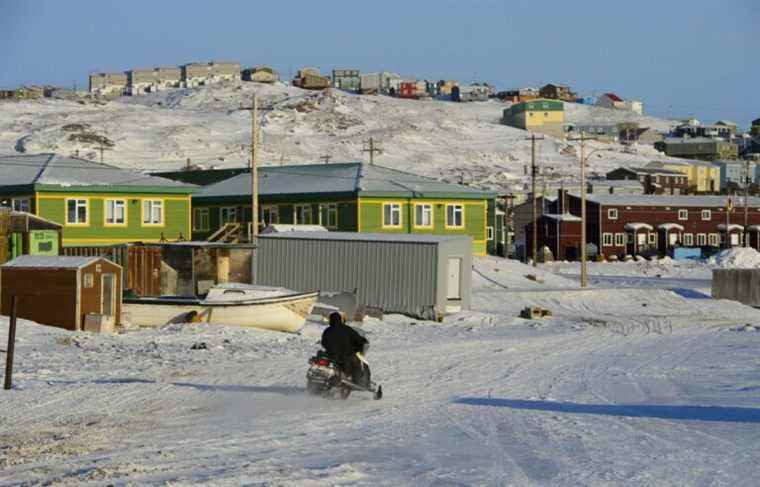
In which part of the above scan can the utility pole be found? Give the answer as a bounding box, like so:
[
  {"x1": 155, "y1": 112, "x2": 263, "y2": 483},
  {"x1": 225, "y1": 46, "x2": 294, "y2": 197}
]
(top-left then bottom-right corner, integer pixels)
[
  {"x1": 745, "y1": 159, "x2": 751, "y2": 247},
  {"x1": 362, "y1": 137, "x2": 382, "y2": 165},
  {"x1": 186, "y1": 157, "x2": 191, "y2": 171},
  {"x1": 568, "y1": 132, "x2": 598, "y2": 288},
  {"x1": 97, "y1": 144, "x2": 110, "y2": 164},
  {"x1": 251, "y1": 94, "x2": 259, "y2": 239},
  {"x1": 526, "y1": 133, "x2": 544, "y2": 266},
  {"x1": 320, "y1": 155, "x2": 331, "y2": 164}
]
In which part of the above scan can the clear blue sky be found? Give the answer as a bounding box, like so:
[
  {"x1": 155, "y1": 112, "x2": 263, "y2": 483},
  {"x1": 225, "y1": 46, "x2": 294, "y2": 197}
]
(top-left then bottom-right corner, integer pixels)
[{"x1": 1, "y1": 0, "x2": 757, "y2": 127}]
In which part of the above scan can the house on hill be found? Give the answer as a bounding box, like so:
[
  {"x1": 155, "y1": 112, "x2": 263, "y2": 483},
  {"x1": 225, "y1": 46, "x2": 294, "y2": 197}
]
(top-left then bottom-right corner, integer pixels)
[
  {"x1": 242, "y1": 66, "x2": 279, "y2": 83},
  {"x1": 0, "y1": 153, "x2": 196, "y2": 247},
  {"x1": 191, "y1": 162, "x2": 501, "y2": 256},
  {"x1": 502, "y1": 99, "x2": 565, "y2": 138},
  {"x1": 596, "y1": 93, "x2": 626, "y2": 110},
  {"x1": 539, "y1": 83, "x2": 575, "y2": 102}
]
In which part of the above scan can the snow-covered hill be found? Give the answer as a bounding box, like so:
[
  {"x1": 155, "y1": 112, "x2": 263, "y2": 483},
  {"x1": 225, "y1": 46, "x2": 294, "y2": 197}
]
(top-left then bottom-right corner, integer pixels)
[{"x1": 0, "y1": 81, "x2": 680, "y2": 192}]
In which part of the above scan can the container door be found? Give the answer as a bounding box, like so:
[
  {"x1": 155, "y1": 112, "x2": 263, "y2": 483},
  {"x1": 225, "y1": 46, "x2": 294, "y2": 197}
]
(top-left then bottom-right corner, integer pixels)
[
  {"x1": 102, "y1": 273, "x2": 116, "y2": 317},
  {"x1": 447, "y1": 258, "x2": 461, "y2": 300}
]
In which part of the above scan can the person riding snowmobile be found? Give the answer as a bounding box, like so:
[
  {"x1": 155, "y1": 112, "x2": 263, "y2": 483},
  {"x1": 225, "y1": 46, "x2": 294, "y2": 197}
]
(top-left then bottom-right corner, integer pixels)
[{"x1": 321, "y1": 312, "x2": 370, "y2": 387}]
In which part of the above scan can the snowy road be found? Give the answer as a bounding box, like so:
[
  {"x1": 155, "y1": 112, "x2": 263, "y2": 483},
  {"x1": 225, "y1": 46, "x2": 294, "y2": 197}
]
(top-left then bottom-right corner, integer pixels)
[{"x1": 2, "y1": 260, "x2": 760, "y2": 485}]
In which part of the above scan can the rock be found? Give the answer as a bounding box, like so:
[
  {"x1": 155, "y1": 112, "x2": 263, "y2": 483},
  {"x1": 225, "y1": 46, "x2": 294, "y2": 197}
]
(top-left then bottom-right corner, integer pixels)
[{"x1": 190, "y1": 342, "x2": 208, "y2": 350}]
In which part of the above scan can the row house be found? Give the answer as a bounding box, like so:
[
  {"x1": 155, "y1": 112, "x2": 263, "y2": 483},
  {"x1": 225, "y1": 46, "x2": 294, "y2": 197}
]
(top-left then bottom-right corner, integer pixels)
[
  {"x1": 647, "y1": 160, "x2": 721, "y2": 194},
  {"x1": 181, "y1": 61, "x2": 241, "y2": 88},
  {"x1": 525, "y1": 191, "x2": 760, "y2": 261},
  {"x1": 332, "y1": 68, "x2": 361, "y2": 92},
  {"x1": 606, "y1": 167, "x2": 689, "y2": 195},
  {"x1": 88, "y1": 72, "x2": 127, "y2": 97},
  {"x1": 123, "y1": 67, "x2": 182, "y2": 95},
  {"x1": 497, "y1": 88, "x2": 539, "y2": 103},
  {"x1": 655, "y1": 137, "x2": 739, "y2": 162},
  {"x1": 672, "y1": 120, "x2": 737, "y2": 140},
  {"x1": 359, "y1": 72, "x2": 402, "y2": 95}
]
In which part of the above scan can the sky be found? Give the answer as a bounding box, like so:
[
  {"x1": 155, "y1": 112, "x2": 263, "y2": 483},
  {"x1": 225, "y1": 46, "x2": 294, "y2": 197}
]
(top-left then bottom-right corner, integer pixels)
[{"x1": 0, "y1": 0, "x2": 758, "y2": 128}]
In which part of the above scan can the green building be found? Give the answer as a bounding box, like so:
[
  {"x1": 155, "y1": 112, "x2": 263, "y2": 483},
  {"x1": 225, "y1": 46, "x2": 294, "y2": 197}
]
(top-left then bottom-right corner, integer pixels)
[
  {"x1": 501, "y1": 98, "x2": 565, "y2": 138},
  {"x1": 190, "y1": 162, "x2": 501, "y2": 256},
  {"x1": 655, "y1": 137, "x2": 739, "y2": 161},
  {"x1": 0, "y1": 153, "x2": 197, "y2": 247}
]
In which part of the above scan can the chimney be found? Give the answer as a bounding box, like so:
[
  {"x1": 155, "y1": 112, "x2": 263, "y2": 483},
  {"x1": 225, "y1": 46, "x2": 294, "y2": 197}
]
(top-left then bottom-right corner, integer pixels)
[{"x1": 557, "y1": 188, "x2": 568, "y2": 214}]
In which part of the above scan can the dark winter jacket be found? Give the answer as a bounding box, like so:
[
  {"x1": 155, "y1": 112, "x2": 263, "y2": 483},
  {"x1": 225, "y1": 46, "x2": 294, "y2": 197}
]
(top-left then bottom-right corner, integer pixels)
[{"x1": 321, "y1": 323, "x2": 367, "y2": 361}]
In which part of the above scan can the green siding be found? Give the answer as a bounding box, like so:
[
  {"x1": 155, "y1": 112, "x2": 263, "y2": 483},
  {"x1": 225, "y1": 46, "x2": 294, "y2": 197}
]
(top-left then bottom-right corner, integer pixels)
[{"x1": 36, "y1": 192, "x2": 190, "y2": 246}]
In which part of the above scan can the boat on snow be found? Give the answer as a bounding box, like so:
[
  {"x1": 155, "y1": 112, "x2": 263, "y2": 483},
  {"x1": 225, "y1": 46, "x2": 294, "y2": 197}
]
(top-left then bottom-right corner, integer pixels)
[{"x1": 123, "y1": 283, "x2": 318, "y2": 333}]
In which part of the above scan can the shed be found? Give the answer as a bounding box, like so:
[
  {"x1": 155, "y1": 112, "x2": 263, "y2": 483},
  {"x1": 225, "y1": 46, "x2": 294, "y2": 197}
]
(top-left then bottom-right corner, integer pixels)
[
  {"x1": 255, "y1": 232, "x2": 472, "y2": 320},
  {"x1": 0, "y1": 256, "x2": 122, "y2": 331}
]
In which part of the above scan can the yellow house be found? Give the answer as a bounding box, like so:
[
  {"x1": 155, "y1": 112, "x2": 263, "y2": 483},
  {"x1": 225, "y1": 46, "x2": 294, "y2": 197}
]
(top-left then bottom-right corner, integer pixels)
[
  {"x1": 648, "y1": 161, "x2": 720, "y2": 193},
  {"x1": 502, "y1": 98, "x2": 565, "y2": 138}
]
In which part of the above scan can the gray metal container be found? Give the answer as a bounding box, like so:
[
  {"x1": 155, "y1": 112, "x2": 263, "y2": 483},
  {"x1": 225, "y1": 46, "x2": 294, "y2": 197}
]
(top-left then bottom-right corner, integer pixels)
[{"x1": 255, "y1": 232, "x2": 472, "y2": 320}]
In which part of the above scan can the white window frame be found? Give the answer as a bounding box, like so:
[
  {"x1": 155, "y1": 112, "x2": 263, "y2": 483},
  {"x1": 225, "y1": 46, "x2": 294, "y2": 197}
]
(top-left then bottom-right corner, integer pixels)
[
  {"x1": 294, "y1": 204, "x2": 312, "y2": 225},
  {"x1": 193, "y1": 207, "x2": 210, "y2": 232},
  {"x1": 708, "y1": 233, "x2": 719, "y2": 247},
  {"x1": 487, "y1": 226, "x2": 494, "y2": 241},
  {"x1": 319, "y1": 203, "x2": 338, "y2": 228},
  {"x1": 382, "y1": 203, "x2": 402, "y2": 228},
  {"x1": 142, "y1": 199, "x2": 164, "y2": 226},
  {"x1": 104, "y1": 199, "x2": 126, "y2": 226},
  {"x1": 683, "y1": 233, "x2": 694, "y2": 246},
  {"x1": 219, "y1": 206, "x2": 237, "y2": 225},
  {"x1": 614, "y1": 233, "x2": 626, "y2": 246},
  {"x1": 414, "y1": 203, "x2": 433, "y2": 228},
  {"x1": 678, "y1": 209, "x2": 688, "y2": 221},
  {"x1": 261, "y1": 205, "x2": 280, "y2": 226},
  {"x1": 607, "y1": 208, "x2": 618, "y2": 220},
  {"x1": 65, "y1": 198, "x2": 89, "y2": 226},
  {"x1": 446, "y1": 204, "x2": 465, "y2": 229},
  {"x1": 701, "y1": 210, "x2": 711, "y2": 220},
  {"x1": 12, "y1": 197, "x2": 30, "y2": 213},
  {"x1": 697, "y1": 233, "x2": 707, "y2": 246},
  {"x1": 602, "y1": 233, "x2": 613, "y2": 246}
]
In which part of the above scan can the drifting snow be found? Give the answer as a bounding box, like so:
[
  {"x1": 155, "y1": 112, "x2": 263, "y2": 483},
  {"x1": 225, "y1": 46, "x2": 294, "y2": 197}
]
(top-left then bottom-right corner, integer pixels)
[{"x1": 708, "y1": 247, "x2": 760, "y2": 268}]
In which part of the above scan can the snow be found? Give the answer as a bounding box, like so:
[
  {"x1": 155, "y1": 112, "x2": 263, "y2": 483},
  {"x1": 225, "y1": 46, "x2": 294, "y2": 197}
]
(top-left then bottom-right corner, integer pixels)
[
  {"x1": 2, "y1": 258, "x2": 760, "y2": 485},
  {"x1": 0, "y1": 82, "x2": 681, "y2": 193},
  {"x1": 708, "y1": 247, "x2": 760, "y2": 268}
]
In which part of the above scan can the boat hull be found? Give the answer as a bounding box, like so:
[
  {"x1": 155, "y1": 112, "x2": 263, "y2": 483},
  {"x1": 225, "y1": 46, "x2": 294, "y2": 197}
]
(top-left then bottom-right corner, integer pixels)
[{"x1": 123, "y1": 293, "x2": 318, "y2": 333}]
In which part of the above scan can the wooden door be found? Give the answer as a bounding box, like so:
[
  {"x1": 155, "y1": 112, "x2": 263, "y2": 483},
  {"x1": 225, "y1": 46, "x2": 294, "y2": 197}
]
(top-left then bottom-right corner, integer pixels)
[{"x1": 128, "y1": 246, "x2": 162, "y2": 297}]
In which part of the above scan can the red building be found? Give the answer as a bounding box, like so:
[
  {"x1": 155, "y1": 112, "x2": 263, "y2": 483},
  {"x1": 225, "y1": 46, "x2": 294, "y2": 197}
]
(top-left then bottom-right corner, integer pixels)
[
  {"x1": 399, "y1": 82, "x2": 418, "y2": 99},
  {"x1": 522, "y1": 191, "x2": 760, "y2": 260}
]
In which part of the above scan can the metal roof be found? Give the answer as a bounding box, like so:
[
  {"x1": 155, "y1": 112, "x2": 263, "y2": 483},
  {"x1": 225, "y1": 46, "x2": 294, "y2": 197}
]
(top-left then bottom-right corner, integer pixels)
[
  {"x1": 0, "y1": 153, "x2": 197, "y2": 191},
  {"x1": 1, "y1": 255, "x2": 101, "y2": 269},
  {"x1": 259, "y1": 231, "x2": 471, "y2": 244},
  {"x1": 580, "y1": 194, "x2": 760, "y2": 207},
  {"x1": 197, "y1": 162, "x2": 493, "y2": 200},
  {"x1": 588, "y1": 179, "x2": 643, "y2": 188}
]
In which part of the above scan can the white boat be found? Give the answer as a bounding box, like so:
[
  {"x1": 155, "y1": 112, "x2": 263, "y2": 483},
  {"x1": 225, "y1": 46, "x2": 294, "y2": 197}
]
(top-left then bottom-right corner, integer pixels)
[{"x1": 123, "y1": 283, "x2": 318, "y2": 333}]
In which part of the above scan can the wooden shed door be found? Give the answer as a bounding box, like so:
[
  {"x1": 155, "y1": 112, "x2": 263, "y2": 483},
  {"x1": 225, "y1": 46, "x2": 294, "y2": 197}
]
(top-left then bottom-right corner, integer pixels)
[
  {"x1": 128, "y1": 246, "x2": 162, "y2": 297},
  {"x1": 102, "y1": 273, "x2": 116, "y2": 317},
  {"x1": 447, "y1": 258, "x2": 461, "y2": 300}
]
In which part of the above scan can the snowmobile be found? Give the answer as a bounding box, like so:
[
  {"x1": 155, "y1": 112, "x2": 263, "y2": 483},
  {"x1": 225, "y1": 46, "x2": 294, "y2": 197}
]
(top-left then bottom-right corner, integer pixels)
[
  {"x1": 306, "y1": 328, "x2": 382, "y2": 400},
  {"x1": 306, "y1": 350, "x2": 382, "y2": 400}
]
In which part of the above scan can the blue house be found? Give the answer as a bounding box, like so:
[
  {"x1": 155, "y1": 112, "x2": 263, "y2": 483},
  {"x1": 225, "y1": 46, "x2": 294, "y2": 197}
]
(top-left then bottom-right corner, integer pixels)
[
  {"x1": 575, "y1": 96, "x2": 596, "y2": 105},
  {"x1": 714, "y1": 160, "x2": 754, "y2": 191}
]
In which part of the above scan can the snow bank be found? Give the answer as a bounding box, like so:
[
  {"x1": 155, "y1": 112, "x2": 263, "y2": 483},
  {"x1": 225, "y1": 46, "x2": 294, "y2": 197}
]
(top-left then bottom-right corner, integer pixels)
[{"x1": 708, "y1": 247, "x2": 760, "y2": 268}]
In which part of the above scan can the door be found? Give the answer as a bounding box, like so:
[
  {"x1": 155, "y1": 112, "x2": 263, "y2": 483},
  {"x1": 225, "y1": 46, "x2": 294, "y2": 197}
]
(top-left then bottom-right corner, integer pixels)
[
  {"x1": 730, "y1": 233, "x2": 740, "y2": 246},
  {"x1": 102, "y1": 273, "x2": 116, "y2": 317},
  {"x1": 637, "y1": 233, "x2": 647, "y2": 246},
  {"x1": 447, "y1": 258, "x2": 461, "y2": 300},
  {"x1": 669, "y1": 232, "x2": 679, "y2": 246}
]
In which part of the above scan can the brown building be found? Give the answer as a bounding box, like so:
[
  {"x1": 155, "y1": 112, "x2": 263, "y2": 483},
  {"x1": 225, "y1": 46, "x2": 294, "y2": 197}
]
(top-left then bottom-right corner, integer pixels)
[
  {"x1": 606, "y1": 167, "x2": 689, "y2": 195},
  {"x1": 539, "y1": 83, "x2": 575, "y2": 102},
  {"x1": 525, "y1": 213, "x2": 583, "y2": 261},
  {"x1": 0, "y1": 256, "x2": 122, "y2": 331}
]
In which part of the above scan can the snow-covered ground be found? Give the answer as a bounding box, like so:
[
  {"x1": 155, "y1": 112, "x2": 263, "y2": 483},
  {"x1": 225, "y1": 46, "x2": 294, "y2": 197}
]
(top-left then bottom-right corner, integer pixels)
[
  {"x1": 0, "y1": 82, "x2": 679, "y2": 192},
  {"x1": 2, "y1": 257, "x2": 760, "y2": 485}
]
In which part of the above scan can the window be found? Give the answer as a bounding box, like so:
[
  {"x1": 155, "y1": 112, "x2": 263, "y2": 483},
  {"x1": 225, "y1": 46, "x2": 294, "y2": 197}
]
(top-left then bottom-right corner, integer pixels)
[
  {"x1": 701, "y1": 210, "x2": 711, "y2": 220},
  {"x1": 219, "y1": 207, "x2": 238, "y2": 225},
  {"x1": 193, "y1": 208, "x2": 210, "y2": 232},
  {"x1": 678, "y1": 209, "x2": 688, "y2": 221},
  {"x1": 294, "y1": 204, "x2": 312, "y2": 224},
  {"x1": 261, "y1": 205, "x2": 279, "y2": 225},
  {"x1": 142, "y1": 200, "x2": 163, "y2": 225},
  {"x1": 607, "y1": 208, "x2": 618, "y2": 220},
  {"x1": 104, "y1": 199, "x2": 126, "y2": 225},
  {"x1": 648, "y1": 233, "x2": 657, "y2": 245},
  {"x1": 603, "y1": 233, "x2": 613, "y2": 246},
  {"x1": 319, "y1": 204, "x2": 338, "y2": 228},
  {"x1": 383, "y1": 203, "x2": 401, "y2": 228},
  {"x1": 487, "y1": 226, "x2": 494, "y2": 241},
  {"x1": 66, "y1": 198, "x2": 88, "y2": 225},
  {"x1": 414, "y1": 204, "x2": 433, "y2": 228},
  {"x1": 12, "y1": 198, "x2": 30, "y2": 213},
  {"x1": 708, "y1": 233, "x2": 719, "y2": 247},
  {"x1": 614, "y1": 233, "x2": 626, "y2": 246},
  {"x1": 446, "y1": 204, "x2": 464, "y2": 228},
  {"x1": 697, "y1": 234, "x2": 706, "y2": 246},
  {"x1": 83, "y1": 273, "x2": 94, "y2": 288},
  {"x1": 683, "y1": 233, "x2": 694, "y2": 246}
]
